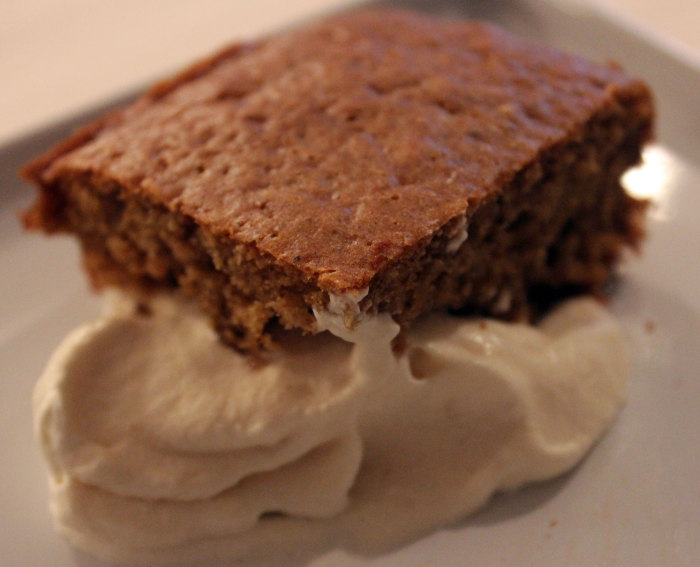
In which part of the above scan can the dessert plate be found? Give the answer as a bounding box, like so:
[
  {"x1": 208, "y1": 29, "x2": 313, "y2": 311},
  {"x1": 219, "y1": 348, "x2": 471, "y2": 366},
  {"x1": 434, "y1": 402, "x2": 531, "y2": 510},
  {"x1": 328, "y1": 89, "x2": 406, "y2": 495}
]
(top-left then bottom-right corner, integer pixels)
[{"x1": 1, "y1": 0, "x2": 698, "y2": 565}]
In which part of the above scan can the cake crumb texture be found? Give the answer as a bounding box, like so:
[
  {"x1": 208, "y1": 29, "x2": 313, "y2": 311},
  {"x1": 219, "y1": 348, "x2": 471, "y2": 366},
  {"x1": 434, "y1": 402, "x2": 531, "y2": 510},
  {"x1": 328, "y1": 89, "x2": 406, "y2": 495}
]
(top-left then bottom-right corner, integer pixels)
[{"x1": 22, "y1": 8, "x2": 653, "y2": 350}]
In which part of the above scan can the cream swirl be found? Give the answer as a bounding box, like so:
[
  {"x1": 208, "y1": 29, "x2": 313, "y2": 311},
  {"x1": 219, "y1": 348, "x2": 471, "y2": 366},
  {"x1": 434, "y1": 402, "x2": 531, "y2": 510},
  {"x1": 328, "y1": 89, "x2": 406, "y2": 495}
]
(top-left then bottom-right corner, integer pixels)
[{"x1": 34, "y1": 295, "x2": 627, "y2": 565}]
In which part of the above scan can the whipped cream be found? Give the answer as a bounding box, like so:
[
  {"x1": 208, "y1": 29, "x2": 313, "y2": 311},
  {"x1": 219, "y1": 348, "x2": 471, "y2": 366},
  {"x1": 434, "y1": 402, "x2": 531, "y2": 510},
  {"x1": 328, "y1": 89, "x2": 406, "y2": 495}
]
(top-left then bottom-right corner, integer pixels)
[
  {"x1": 445, "y1": 214, "x2": 468, "y2": 253},
  {"x1": 34, "y1": 295, "x2": 628, "y2": 565}
]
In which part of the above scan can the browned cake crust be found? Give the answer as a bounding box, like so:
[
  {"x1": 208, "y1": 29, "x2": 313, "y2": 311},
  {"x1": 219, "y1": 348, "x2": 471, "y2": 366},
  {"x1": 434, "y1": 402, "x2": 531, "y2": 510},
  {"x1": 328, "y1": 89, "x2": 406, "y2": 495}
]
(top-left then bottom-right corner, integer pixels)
[{"x1": 21, "y1": 9, "x2": 653, "y2": 350}]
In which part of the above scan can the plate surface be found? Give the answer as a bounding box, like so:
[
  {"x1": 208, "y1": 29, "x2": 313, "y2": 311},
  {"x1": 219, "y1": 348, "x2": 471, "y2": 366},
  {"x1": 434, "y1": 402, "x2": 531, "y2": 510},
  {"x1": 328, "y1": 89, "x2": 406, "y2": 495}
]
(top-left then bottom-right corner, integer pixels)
[{"x1": 1, "y1": 1, "x2": 699, "y2": 565}]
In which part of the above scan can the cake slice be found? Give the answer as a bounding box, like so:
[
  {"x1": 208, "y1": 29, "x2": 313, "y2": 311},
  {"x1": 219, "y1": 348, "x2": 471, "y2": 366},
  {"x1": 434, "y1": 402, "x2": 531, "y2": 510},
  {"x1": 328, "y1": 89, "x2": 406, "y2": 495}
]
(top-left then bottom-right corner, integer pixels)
[{"x1": 21, "y1": 8, "x2": 653, "y2": 350}]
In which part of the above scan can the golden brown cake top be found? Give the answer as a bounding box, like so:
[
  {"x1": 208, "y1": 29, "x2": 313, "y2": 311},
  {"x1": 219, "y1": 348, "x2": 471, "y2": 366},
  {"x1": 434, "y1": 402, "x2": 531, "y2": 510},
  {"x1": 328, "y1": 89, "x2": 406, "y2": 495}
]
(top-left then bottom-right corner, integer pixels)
[{"x1": 29, "y1": 9, "x2": 647, "y2": 294}]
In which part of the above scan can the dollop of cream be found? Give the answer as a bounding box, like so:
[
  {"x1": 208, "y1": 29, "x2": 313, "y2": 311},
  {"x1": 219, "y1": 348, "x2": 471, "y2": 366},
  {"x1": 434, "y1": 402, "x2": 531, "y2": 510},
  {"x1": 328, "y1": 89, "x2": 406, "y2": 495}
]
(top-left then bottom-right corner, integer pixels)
[{"x1": 34, "y1": 295, "x2": 627, "y2": 566}]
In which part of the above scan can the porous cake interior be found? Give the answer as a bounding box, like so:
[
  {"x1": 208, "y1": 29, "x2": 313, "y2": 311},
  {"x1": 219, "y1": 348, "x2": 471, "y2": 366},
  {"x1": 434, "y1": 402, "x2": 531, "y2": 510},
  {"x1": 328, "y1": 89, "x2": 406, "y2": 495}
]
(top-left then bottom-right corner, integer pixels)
[
  {"x1": 25, "y1": 96, "x2": 649, "y2": 350},
  {"x1": 22, "y1": 11, "x2": 652, "y2": 350}
]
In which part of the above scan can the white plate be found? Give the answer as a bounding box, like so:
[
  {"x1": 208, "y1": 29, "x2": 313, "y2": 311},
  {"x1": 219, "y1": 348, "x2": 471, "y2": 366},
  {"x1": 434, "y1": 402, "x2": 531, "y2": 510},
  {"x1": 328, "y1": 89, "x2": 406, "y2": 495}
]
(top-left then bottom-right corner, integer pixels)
[{"x1": 1, "y1": 1, "x2": 699, "y2": 565}]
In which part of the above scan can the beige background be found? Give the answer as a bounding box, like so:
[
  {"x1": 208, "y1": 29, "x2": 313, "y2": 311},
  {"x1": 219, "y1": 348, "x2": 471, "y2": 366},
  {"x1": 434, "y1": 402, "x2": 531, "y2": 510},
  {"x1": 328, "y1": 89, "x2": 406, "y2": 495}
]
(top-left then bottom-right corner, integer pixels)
[{"x1": 1, "y1": 0, "x2": 698, "y2": 143}]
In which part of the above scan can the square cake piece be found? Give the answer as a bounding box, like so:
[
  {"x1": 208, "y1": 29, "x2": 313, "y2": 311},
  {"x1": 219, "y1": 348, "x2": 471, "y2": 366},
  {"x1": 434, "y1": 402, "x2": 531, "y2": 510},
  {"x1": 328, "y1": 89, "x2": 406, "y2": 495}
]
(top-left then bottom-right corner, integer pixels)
[{"x1": 22, "y1": 9, "x2": 653, "y2": 350}]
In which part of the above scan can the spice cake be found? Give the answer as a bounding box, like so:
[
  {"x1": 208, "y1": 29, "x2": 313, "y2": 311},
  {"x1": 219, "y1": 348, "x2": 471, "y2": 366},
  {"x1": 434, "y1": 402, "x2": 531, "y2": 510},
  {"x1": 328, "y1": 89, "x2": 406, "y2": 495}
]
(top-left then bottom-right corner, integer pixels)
[{"x1": 21, "y1": 9, "x2": 653, "y2": 350}]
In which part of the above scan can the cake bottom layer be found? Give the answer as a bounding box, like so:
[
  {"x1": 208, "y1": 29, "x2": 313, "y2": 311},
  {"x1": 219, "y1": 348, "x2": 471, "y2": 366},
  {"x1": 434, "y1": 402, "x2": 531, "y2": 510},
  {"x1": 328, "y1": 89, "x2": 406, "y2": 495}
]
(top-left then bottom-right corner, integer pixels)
[{"x1": 28, "y1": 96, "x2": 649, "y2": 352}]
